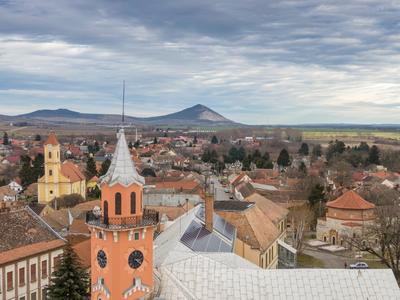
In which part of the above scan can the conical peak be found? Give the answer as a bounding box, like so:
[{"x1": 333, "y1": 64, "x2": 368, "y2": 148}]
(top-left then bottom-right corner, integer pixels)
[{"x1": 100, "y1": 128, "x2": 145, "y2": 187}]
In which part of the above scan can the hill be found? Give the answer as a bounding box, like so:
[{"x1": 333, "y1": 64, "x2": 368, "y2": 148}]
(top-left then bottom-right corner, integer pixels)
[{"x1": 12, "y1": 104, "x2": 236, "y2": 126}]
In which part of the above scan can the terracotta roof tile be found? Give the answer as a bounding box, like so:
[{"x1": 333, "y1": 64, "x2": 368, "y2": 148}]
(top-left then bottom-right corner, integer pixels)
[
  {"x1": 217, "y1": 205, "x2": 280, "y2": 250},
  {"x1": 245, "y1": 193, "x2": 289, "y2": 225},
  {"x1": 61, "y1": 161, "x2": 85, "y2": 183},
  {"x1": 0, "y1": 239, "x2": 65, "y2": 265},
  {"x1": 45, "y1": 132, "x2": 59, "y2": 146},
  {"x1": 327, "y1": 190, "x2": 375, "y2": 210},
  {"x1": 72, "y1": 238, "x2": 91, "y2": 269}
]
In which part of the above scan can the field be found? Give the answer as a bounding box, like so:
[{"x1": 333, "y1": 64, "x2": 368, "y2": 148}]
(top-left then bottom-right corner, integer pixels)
[{"x1": 302, "y1": 129, "x2": 400, "y2": 141}]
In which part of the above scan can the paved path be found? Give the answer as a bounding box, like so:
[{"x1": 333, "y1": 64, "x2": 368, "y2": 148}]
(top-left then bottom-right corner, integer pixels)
[{"x1": 303, "y1": 247, "x2": 356, "y2": 269}]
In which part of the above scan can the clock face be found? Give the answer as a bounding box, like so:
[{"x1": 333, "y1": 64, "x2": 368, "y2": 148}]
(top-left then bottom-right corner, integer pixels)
[
  {"x1": 128, "y1": 250, "x2": 144, "y2": 269},
  {"x1": 97, "y1": 250, "x2": 107, "y2": 268}
]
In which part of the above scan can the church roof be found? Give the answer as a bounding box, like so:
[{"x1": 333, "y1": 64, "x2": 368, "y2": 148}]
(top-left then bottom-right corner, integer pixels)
[
  {"x1": 61, "y1": 161, "x2": 85, "y2": 183},
  {"x1": 45, "y1": 132, "x2": 59, "y2": 146},
  {"x1": 327, "y1": 190, "x2": 375, "y2": 210},
  {"x1": 100, "y1": 129, "x2": 145, "y2": 187}
]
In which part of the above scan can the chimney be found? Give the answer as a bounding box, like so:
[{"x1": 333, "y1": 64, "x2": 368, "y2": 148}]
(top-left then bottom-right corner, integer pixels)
[{"x1": 205, "y1": 194, "x2": 214, "y2": 232}]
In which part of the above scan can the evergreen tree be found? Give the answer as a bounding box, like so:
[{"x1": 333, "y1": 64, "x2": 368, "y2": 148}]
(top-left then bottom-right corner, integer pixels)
[
  {"x1": 209, "y1": 150, "x2": 219, "y2": 164},
  {"x1": 32, "y1": 153, "x2": 44, "y2": 180},
  {"x1": 128, "y1": 141, "x2": 133, "y2": 149},
  {"x1": 357, "y1": 142, "x2": 370, "y2": 152},
  {"x1": 19, "y1": 155, "x2": 34, "y2": 187},
  {"x1": 3, "y1": 132, "x2": 9, "y2": 145},
  {"x1": 47, "y1": 243, "x2": 89, "y2": 300},
  {"x1": 211, "y1": 135, "x2": 218, "y2": 144},
  {"x1": 308, "y1": 184, "x2": 325, "y2": 207},
  {"x1": 238, "y1": 147, "x2": 246, "y2": 161},
  {"x1": 133, "y1": 140, "x2": 140, "y2": 149},
  {"x1": 193, "y1": 136, "x2": 198, "y2": 144},
  {"x1": 99, "y1": 158, "x2": 111, "y2": 176},
  {"x1": 368, "y1": 145, "x2": 380, "y2": 165},
  {"x1": 298, "y1": 143, "x2": 309, "y2": 156},
  {"x1": 34, "y1": 134, "x2": 41, "y2": 141},
  {"x1": 201, "y1": 150, "x2": 211, "y2": 162},
  {"x1": 85, "y1": 156, "x2": 97, "y2": 179},
  {"x1": 312, "y1": 144, "x2": 322, "y2": 157},
  {"x1": 277, "y1": 149, "x2": 290, "y2": 167},
  {"x1": 153, "y1": 136, "x2": 158, "y2": 144}
]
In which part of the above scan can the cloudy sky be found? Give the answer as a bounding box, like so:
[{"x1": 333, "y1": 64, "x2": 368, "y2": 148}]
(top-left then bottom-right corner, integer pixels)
[{"x1": 0, "y1": 0, "x2": 400, "y2": 124}]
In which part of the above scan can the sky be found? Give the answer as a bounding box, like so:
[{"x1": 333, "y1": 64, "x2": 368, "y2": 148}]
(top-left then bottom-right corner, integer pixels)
[{"x1": 0, "y1": 0, "x2": 400, "y2": 125}]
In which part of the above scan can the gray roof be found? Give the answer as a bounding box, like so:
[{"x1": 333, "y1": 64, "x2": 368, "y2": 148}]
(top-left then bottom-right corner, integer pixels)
[
  {"x1": 159, "y1": 254, "x2": 400, "y2": 299},
  {"x1": 154, "y1": 205, "x2": 236, "y2": 267},
  {"x1": 100, "y1": 129, "x2": 145, "y2": 187}
]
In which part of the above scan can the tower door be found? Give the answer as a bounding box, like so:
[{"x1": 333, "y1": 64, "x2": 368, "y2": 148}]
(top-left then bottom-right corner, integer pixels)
[{"x1": 104, "y1": 201, "x2": 109, "y2": 225}]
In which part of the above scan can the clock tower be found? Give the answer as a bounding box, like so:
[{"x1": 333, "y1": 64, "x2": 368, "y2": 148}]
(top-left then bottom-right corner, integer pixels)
[{"x1": 87, "y1": 129, "x2": 158, "y2": 300}]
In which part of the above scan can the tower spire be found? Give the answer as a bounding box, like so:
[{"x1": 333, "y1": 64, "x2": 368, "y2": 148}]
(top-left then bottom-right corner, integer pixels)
[{"x1": 122, "y1": 80, "x2": 125, "y2": 124}]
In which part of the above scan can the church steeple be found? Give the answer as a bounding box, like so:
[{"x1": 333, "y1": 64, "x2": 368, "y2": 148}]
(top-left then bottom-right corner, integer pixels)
[
  {"x1": 87, "y1": 126, "x2": 158, "y2": 300},
  {"x1": 100, "y1": 128, "x2": 144, "y2": 187}
]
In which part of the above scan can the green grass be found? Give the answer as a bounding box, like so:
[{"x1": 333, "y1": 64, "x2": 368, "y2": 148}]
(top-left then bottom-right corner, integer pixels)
[{"x1": 297, "y1": 253, "x2": 324, "y2": 268}]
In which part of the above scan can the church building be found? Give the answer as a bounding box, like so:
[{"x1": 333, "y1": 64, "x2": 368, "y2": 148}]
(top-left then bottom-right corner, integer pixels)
[
  {"x1": 86, "y1": 128, "x2": 159, "y2": 300},
  {"x1": 38, "y1": 132, "x2": 86, "y2": 204}
]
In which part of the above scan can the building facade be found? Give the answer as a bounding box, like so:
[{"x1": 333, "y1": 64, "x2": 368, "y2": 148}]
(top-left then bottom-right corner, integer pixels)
[
  {"x1": 87, "y1": 129, "x2": 158, "y2": 300},
  {"x1": 0, "y1": 206, "x2": 65, "y2": 300},
  {"x1": 38, "y1": 132, "x2": 86, "y2": 204},
  {"x1": 317, "y1": 190, "x2": 375, "y2": 246}
]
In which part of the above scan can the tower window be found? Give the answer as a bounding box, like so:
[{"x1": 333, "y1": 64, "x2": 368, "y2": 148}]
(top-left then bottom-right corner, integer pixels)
[
  {"x1": 49, "y1": 152, "x2": 52, "y2": 159},
  {"x1": 130, "y1": 192, "x2": 136, "y2": 214},
  {"x1": 50, "y1": 190, "x2": 53, "y2": 194},
  {"x1": 134, "y1": 232, "x2": 139, "y2": 240},
  {"x1": 115, "y1": 193, "x2": 122, "y2": 215},
  {"x1": 49, "y1": 170, "x2": 52, "y2": 176}
]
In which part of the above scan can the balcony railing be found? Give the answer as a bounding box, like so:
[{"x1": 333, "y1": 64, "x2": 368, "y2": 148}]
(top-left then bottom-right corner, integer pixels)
[{"x1": 86, "y1": 209, "x2": 159, "y2": 229}]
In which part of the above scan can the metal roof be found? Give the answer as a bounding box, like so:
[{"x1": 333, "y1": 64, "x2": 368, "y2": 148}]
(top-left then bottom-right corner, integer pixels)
[{"x1": 100, "y1": 128, "x2": 145, "y2": 187}]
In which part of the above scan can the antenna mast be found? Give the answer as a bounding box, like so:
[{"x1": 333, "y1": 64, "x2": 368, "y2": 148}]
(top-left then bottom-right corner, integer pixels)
[{"x1": 122, "y1": 80, "x2": 125, "y2": 124}]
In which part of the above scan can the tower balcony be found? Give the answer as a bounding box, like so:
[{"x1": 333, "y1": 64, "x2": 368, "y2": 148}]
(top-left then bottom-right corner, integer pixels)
[{"x1": 86, "y1": 209, "x2": 159, "y2": 230}]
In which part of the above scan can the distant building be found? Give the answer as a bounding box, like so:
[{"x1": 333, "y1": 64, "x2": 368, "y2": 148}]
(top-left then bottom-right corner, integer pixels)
[
  {"x1": 37, "y1": 132, "x2": 86, "y2": 204},
  {"x1": 317, "y1": 190, "x2": 375, "y2": 246},
  {"x1": 0, "y1": 206, "x2": 65, "y2": 300}
]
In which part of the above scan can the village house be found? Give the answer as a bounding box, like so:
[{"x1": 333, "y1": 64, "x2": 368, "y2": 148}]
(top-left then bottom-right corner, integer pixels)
[
  {"x1": 0, "y1": 205, "x2": 65, "y2": 300},
  {"x1": 317, "y1": 190, "x2": 375, "y2": 246},
  {"x1": 0, "y1": 185, "x2": 18, "y2": 202}
]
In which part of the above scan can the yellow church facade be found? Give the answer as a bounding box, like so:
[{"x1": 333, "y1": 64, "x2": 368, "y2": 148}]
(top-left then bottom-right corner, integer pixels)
[{"x1": 38, "y1": 132, "x2": 86, "y2": 204}]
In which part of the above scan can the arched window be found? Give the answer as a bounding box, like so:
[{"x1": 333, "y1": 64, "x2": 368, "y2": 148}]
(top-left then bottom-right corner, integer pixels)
[
  {"x1": 115, "y1": 193, "x2": 122, "y2": 215},
  {"x1": 49, "y1": 151, "x2": 52, "y2": 159},
  {"x1": 130, "y1": 192, "x2": 136, "y2": 214}
]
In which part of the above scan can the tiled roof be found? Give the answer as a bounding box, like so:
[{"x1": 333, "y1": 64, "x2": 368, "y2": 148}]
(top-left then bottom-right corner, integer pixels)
[
  {"x1": 217, "y1": 205, "x2": 280, "y2": 251},
  {"x1": 236, "y1": 181, "x2": 256, "y2": 198},
  {"x1": 61, "y1": 161, "x2": 85, "y2": 183},
  {"x1": 72, "y1": 238, "x2": 91, "y2": 269},
  {"x1": 159, "y1": 254, "x2": 400, "y2": 299},
  {"x1": 0, "y1": 206, "x2": 65, "y2": 264},
  {"x1": 327, "y1": 190, "x2": 375, "y2": 210},
  {"x1": 245, "y1": 193, "x2": 288, "y2": 225},
  {"x1": 101, "y1": 129, "x2": 145, "y2": 187},
  {"x1": 0, "y1": 239, "x2": 65, "y2": 265},
  {"x1": 45, "y1": 132, "x2": 59, "y2": 146}
]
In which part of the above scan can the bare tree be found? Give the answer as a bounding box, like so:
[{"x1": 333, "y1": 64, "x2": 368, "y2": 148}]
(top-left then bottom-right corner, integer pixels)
[
  {"x1": 289, "y1": 204, "x2": 314, "y2": 253},
  {"x1": 345, "y1": 204, "x2": 400, "y2": 283}
]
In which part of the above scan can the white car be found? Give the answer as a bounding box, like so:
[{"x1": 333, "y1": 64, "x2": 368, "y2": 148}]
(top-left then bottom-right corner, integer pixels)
[{"x1": 350, "y1": 262, "x2": 369, "y2": 269}]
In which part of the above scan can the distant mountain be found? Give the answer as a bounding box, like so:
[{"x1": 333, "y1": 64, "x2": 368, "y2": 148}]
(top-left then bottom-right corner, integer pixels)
[{"x1": 12, "y1": 104, "x2": 237, "y2": 126}]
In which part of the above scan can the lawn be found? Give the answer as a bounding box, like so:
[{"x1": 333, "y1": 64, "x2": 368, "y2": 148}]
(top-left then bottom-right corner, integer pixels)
[{"x1": 297, "y1": 253, "x2": 324, "y2": 268}]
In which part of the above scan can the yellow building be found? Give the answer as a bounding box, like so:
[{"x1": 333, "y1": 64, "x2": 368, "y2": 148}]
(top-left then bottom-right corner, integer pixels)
[{"x1": 38, "y1": 132, "x2": 86, "y2": 204}]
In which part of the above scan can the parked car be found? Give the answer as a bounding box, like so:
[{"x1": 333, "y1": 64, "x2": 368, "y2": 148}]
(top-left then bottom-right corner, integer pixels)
[
  {"x1": 350, "y1": 262, "x2": 369, "y2": 269},
  {"x1": 224, "y1": 188, "x2": 229, "y2": 193}
]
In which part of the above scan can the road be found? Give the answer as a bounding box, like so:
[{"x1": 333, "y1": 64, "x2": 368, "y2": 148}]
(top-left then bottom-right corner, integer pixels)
[{"x1": 210, "y1": 175, "x2": 232, "y2": 201}]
